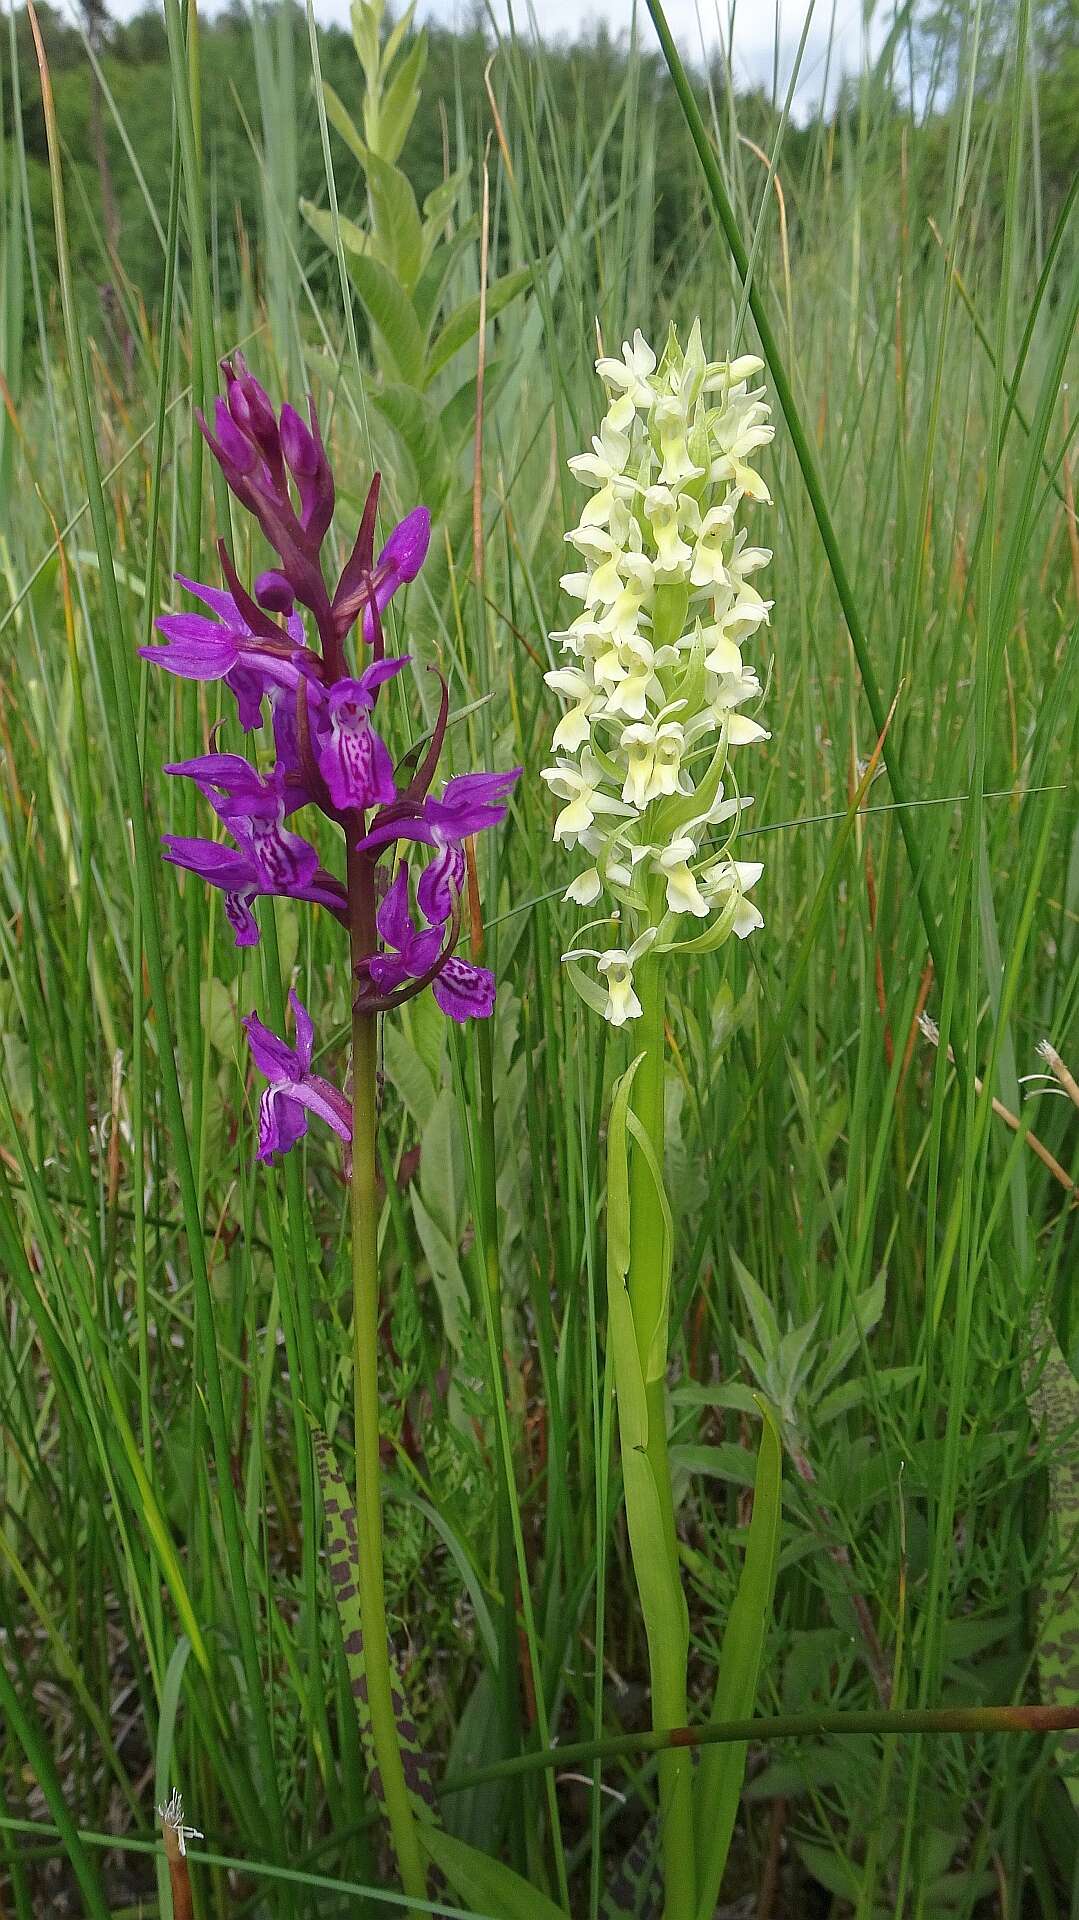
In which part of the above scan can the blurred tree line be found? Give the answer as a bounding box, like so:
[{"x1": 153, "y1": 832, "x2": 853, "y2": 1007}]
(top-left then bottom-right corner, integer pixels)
[{"x1": 2, "y1": 0, "x2": 1075, "y2": 359}]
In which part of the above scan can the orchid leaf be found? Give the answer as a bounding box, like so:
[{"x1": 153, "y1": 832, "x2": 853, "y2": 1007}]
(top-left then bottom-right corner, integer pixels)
[
  {"x1": 424, "y1": 267, "x2": 533, "y2": 385},
  {"x1": 419, "y1": 1826, "x2": 569, "y2": 1919}
]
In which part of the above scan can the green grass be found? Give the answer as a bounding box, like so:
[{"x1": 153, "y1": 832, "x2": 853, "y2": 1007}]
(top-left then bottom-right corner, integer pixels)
[{"x1": 0, "y1": 0, "x2": 1077, "y2": 1914}]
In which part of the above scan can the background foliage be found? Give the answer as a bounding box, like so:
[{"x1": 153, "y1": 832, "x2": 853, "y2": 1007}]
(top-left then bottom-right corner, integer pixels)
[{"x1": 0, "y1": 0, "x2": 1077, "y2": 1913}]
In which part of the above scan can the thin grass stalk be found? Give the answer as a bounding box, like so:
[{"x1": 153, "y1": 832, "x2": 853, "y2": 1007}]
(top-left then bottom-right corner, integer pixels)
[{"x1": 24, "y1": 0, "x2": 284, "y2": 1852}]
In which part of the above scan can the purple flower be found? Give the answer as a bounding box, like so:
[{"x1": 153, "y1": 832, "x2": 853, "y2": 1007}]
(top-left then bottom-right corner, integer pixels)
[
  {"x1": 332, "y1": 505, "x2": 431, "y2": 640},
  {"x1": 432, "y1": 956, "x2": 496, "y2": 1022},
  {"x1": 365, "y1": 860, "x2": 495, "y2": 1022},
  {"x1": 367, "y1": 863, "x2": 445, "y2": 990},
  {"x1": 142, "y1": 576, "x2": 309, "y2": 731},
  {"x1": 318, "y1": 658, "x2": 409, "y2": 812},
  {"x1": 359, "y1": 767, "x2": 522, "y2": 856},
  {"x1": 162, "y1": 834, "x2": 346, "y2": 948},
  {"x1": 243, "y1": 991, "x2": 352, "y2": 1162}
]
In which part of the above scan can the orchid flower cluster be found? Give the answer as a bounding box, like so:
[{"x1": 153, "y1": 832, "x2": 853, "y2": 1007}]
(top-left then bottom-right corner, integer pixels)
[
  {"x1": 542, "y1": 323, "x2": 773, "y2": 1025},
  {"x1": 142, "y1": 353, "x2": 519, "y2": 1161}
]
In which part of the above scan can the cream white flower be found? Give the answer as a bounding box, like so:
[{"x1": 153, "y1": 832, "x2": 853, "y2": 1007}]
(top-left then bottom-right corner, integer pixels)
[
  {"x1": 620, "y1": 716, "x2": 687, "y2": 808},
  {"x1": 656, "y1": 838, "x2": 709, "y2": 917},
  {"x1": 700, "y1": 857, "x2": 765, "y2": 937},
  {"x1": 545, "y1": 665, "x2": 603, "y2": 751},
  {"x1": 545, "y1": 322, "x2": 774, "y2": 1020},
  {"x1": 542, "y1": 748, "x2": 633, "y2": 844}
]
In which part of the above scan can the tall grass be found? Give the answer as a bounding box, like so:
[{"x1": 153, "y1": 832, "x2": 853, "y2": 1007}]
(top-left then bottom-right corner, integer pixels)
[{"x1": 0, "y1": 0, "x2": 1077, "y2": 1914}]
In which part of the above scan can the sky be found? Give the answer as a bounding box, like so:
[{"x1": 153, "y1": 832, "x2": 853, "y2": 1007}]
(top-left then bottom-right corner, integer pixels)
[
  {"x1": 424, "y1": 1, "x2": 882, "y2": 111},
  {"x1": 94, "y1": 0, "x2": 883, "y2": 115}
]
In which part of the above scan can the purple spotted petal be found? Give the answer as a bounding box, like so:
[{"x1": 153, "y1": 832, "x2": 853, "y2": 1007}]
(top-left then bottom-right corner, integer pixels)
[
  {"x1": 318, "y1": 692, "x2": 397, "y2": 811},
  {"x1": 227, "y1": 666, "x2": 270, "y2": 731},
  {"x1": 417, "y1": 844, "x2": 464, "y2": 927},
  {"x1": 230, "y1": 807, "x2": 321, "y2": 892},
  {"x1": 433, "y1": 956, "x2": 496, "y2": 1022},
  {"x1": 225, "y1": 893, "x2": 261, "y2": 947},
  {"x1": 141, "y1": 618, "x2": 240, "y2": 681}
]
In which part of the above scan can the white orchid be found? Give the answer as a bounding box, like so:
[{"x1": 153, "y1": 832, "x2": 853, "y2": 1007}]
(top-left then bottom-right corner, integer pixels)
[{"x1": 544, "y1": 321, "x2": 774, "y2": 1022}]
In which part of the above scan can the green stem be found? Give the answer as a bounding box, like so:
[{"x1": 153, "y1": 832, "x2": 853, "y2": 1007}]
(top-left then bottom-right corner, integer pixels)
[
  {"x1": 350, "y1": 1002, "x2": 428, "y2": 1910},
  {"x1": 625, "y1": 951, "x2": 696, "y2": 1920},
  {"x1": 440, "y1": 1702, "x2": 1079, "y2": 1796}
]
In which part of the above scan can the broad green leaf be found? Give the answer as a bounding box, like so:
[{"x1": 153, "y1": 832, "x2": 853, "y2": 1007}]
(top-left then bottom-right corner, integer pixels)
[
  {"x1": 321, "y1": 79, "x2": 366, "y2": 167},
  {"x1": 424, "y1": 266, "x2": 533, "y2": 385},
  {"x1": 669, "y1": 1441, "x2": 758, "y2": 1489},
  {"x1": 411, "y1": 1188, "x2": 469, "y2": 1352},
  {"x1": 414, "y1": 215, "x2": 481, "y2": 334},
  {"x1": 350, "y1": 0, "x2": 381, "y2": 87},
  {"x1": 606, "y1": 1057, "x2": 649, "y2": 1448},
  {"x1": 375, "y1": 32, "x2": 427, "y2": 168},
  {"x1": 381, "y1": 1020, "x2": 437, "y2": 1132},
  {"x1": 625, "y1": 1108, "x2": 674, "y2": 1383},
  {"x1": 694, "y1": 1401, "x2": 782, "y2": 1920},
  {"x1": 342, "y1": 251, "x2": 425, "y2": 385},
  {"x1": 381, "y1": 0, "x2": 418, "y2": 78},
  {"x1": 419, "y1": 1826, "x2": 569, "y2": 1919},
  {"x1": 419, "y1": 1087, "x2": 462, "y2": 1247},
  {"x1": 814, "y1": 1270, "x2": 887, "y2": 1395},
  {"x1": 367, "y1": 381, "x2": 450, "y2": 507},
  {"x1": 353, "y1": 140, "x2": 424, "y2": 289},
  {"x1": 300, "y1": 195, "x2": 371, "y2": 261},
  {"x1": 423, "y1": 164, "x2": 469, "y2": 230}
]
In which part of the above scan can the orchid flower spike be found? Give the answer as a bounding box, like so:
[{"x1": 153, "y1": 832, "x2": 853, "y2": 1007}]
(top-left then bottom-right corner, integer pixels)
[{"x1": 544, "y1": 321, "x2": 773, "y2": 1021}]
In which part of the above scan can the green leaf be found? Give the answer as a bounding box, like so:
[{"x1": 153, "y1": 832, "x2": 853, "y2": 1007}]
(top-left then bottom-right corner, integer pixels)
[
  {"x1": 381, "y1": 0, "x2": 418, "y2": 78},
  {"x1": 375, "y1": 32, "x2": 426, "y2": 168},
  {"x1": 423, "y1": 164, "x2": 469, "y2": 230},
  {"x1": 414, "y1": 214, "x2": 480, "y2": 333},
  {"x1": 321, "y1": 79, "x2": 366, "y2": 166},
  {"x1": 381, "y1": 1020, "x2": 437, "y2": 1132},
  {"x1": 693, "y1": 1401, "x2": 783, "y2": 1920},
  {"x1": 424, "y1": 265, "x2": 533, "y2": 385},
  {"x1": 367, "y1": 381, "x2": 450, "y2": 507},
  {"x1": 342, "y1": 251, "x2": 425, "y2": 385},
  {"x1": 419, "y1": 1826, "x2": 569, "y2": 1919},
  {"x1": 300, "y1": 195, "x2": 371, "y2": 261},
  {"x1": 670, "y1": 1442, "x2": 758, "y2": 1489},
  {"x1": 411, "y1": 1188, "x2": 469, "y2": 1353},
  {"x1": 729, "y1": 1248, "x2": 780, "y2": 1361},
  {"x1": 350, "y1": 0, "x2": 381, "y2": 87},
  {"x1": 339, "y1": 137, "x2": 423, "y2": 289}
]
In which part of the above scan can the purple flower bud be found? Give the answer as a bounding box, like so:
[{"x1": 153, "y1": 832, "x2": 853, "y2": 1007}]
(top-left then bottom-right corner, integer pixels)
[
  {"x1": 255, "y1": 570, "x2": 296, "y2": 614},
  {"x1": 212, "y1": 396, "x2": 257, "y2": 474},
  {"x1": 280, "y1": 404, "x2": 319, "y2": 478}
]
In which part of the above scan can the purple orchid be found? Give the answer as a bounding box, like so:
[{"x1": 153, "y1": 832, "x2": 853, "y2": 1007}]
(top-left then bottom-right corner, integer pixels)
[
  {"x1": 359, "y1": 768, "x2": 522, "y2": 856},
  {"x1": 143, "y1": 358, "x2": 521, "y2": 1168},
  {"x1": 318, "y1": 659, "x2": 410, "y2": 812},
  {"x1": 141, "y1": 576, "x2": 310, "y2": 731},
  {"x1": 243, "y1": 992, "x2": 352, "y2": 1162},
  {"x1": 364, "y1": 862, "x2": 495, "y2": 1022},
  {"x1": 162, "y1": 834, "x2": 346, "y2": 948}
]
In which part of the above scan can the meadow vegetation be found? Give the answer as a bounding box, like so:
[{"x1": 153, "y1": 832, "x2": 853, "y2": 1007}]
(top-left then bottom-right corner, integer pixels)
[{"x1": 0, "y1": 0, "x2": 1077, "y2": 1913}]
